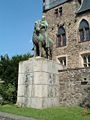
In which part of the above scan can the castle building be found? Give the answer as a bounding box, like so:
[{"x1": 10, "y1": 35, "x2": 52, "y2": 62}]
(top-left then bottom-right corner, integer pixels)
[{"x1": 43, "y1": 0, "x2": 90, "y2": 105}]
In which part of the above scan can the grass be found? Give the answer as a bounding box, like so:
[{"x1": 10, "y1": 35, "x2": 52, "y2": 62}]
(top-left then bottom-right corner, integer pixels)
[{"x1": 0, "y1": 104, "x2": 90, "y2": 120}]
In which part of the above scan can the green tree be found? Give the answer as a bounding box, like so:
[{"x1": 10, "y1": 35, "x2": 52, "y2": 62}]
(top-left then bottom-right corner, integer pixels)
[{"x1": 0, "y1": 53, "x2": 32, "y2": 103}]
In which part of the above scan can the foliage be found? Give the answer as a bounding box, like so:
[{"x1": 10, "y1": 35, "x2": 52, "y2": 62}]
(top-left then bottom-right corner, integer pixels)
[
  {"x1": 0, "y1": 105, "x2": 90, "y2": 120},
  {"x1": 0, "y1": 53, "x2": 32, "y2": 103}
]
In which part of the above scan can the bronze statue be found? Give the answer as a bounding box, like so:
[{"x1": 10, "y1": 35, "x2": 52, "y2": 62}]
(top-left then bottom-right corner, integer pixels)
[{"x1": 32, "y1": 16, "x2": 53, "y2": 59}]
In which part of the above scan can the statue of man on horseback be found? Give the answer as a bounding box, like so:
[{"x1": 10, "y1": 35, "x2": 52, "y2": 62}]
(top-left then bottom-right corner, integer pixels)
[{"x1": 32, "y1": 16, "x2": 53, "y2": 59}]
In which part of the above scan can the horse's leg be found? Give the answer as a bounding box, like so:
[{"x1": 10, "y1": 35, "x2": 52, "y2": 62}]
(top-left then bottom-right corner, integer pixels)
[
  {"x1": 46, "y1": 47, "x2": 52, "y2": 60},
  {"x1": 39, "y1": 41, "x2": 42, "y2": 57},
  {"x1": 50, "y1": 48, "x2": 52, "y2": 60},
  {"x1": 45, "y1": 47, "x2": 49, "y2": 59},
  {"x1": 43, "y1": 46, "x2": 47, "y2": 59},
  {"x1": 34, "y1": 44, "x2": 37, "y2": 57},
  {"x1": 50, "y1": 45, "x2": 53, "y2": 60}
]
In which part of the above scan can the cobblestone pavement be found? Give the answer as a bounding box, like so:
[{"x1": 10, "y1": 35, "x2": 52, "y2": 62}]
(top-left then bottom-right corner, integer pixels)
[{"x1": 0, "y1": 112, "x2": 37, "y2": 120}]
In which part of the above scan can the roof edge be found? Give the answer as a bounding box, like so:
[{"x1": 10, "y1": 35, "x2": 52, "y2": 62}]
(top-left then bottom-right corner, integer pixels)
[{"x1": 43, "y1": 0, "x2": 69, "y2": 12}]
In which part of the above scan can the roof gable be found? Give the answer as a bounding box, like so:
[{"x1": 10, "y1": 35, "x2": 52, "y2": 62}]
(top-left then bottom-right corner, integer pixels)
[{"x1": 77, "y1": 0, "x2": 90, "y2": 13}]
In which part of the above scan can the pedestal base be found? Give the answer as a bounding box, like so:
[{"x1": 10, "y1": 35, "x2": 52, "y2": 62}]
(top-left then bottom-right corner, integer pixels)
[{"x1": 17, "y1": 57, "x2": 62, "y2": 109}]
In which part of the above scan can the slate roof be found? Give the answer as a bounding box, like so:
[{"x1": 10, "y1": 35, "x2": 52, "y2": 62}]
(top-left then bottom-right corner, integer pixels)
[
  {"x1": 44, "y1": 0, "x2": 68, "y2": 11},
  {"x1": 44, "y1": 0, "x2": 90, "y2": 13},
  {"x1": 77, "y1": 0, "x2": 90, "y2": 13}
]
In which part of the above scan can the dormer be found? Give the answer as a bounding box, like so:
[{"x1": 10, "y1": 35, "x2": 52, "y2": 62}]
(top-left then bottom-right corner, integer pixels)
[
  {"x1": 76, "y1": 0, "x2": 90, "y2": 14},
  {"x1": 78, "y1": 0, "x2": 82, "y2": 5},
  {"x1": 74, "y1": 0, "x2": 82, "y2": 11}
]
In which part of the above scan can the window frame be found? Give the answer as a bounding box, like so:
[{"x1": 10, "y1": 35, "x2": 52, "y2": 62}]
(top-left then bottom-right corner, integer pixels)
[
  {"x1": 56, "y1": 26, "x2": 66, "y2": 47},
  {"x1": 56, "y1": 55, "x2": 67, "y2": 69},
  {"x1": 81, "y1": 54, "x2": 90, "y2": 67},
  {"x1": 79, "y1": 19, "x2": 90, "y2": 42},
  {"x1": 54, "y1": 8, "x2": 58, "y2": 18},
  {"x1": 59, "y1": 7, "x2": 62, "y2": 16},
  {"x1": 54, "y1": 7, "x2": 63, "y2": 18}
]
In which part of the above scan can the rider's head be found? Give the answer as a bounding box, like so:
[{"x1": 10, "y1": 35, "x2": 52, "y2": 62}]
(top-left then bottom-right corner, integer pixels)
[
  {"x1": 42, "y1": 15, "x2": 46, "y2": 21},
  {"x1": 35, "y1": 21, "x2": 38, "y2": 25}
]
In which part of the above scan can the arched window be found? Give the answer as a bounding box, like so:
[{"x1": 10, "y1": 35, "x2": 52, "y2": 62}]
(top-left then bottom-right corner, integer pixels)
[
  {"x1": 79, "y1": 19, "x2": 90, "y2": 42},
  {"x1": 56, "y1": 26, "x2": 66, "y2": 47}
]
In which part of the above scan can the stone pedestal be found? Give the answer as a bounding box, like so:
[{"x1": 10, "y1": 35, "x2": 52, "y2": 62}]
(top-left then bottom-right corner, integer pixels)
[{"x1": 17, "y1": 57, "x2": 62, "y2": 109}]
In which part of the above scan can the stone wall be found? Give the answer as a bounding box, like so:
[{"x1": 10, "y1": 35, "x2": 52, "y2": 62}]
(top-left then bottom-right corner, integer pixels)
[
  {"x1": 44, "y1": 0, "x2": 90, "y2": 69},
  {"x1": 59, "y1": 67, "x2": 90, "y2": 106}
]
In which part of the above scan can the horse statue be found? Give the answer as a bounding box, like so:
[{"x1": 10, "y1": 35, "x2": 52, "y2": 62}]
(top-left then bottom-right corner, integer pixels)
[{"x1": 32, "y1": 16, "x2": 53, "y2": 59}]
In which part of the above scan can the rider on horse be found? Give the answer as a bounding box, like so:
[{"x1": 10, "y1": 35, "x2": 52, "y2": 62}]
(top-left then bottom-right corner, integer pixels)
[
  {"x1": 40, "y1": 16, "x2": 48, "y2": 30},
  {"x1": 32, "y1": 16, "x2": 53, "y2": 59},
  {"x1": 40, "y1": 16, "x2": 49, "y2": 48}
]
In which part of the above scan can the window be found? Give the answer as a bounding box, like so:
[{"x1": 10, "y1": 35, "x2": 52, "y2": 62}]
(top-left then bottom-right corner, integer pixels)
[
  {"x1": 58, "y1": 57, "x2": 66, "y2": 67},
  {"x1": 54, "y1": 9, "x2": 58, "y2": 17},
  {"x1": 79, "y1": 19, "x2": 90, "y2": 42},
  {"x1": 54, "y1": 7, "x2": 63, "y2": 17},
  {"x1": 59, "y1": 7, "x2": 62, "y2": 16},
  {"x1": 82, "y1": 54, "x2": 90, "y2": 67},
  {"x1": 56, "y1": 26, "x2": 66, "y2": 47}
]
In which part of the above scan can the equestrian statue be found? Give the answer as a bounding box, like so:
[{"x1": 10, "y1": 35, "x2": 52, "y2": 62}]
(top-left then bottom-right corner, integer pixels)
[{"x1": 32, "y1": 16, "x2": 53, "y2": 59}]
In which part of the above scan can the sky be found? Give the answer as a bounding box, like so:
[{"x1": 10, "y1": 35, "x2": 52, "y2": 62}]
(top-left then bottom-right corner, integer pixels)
[{"x1": 0, "y1": 0, "x2": 42, "y2": 57}]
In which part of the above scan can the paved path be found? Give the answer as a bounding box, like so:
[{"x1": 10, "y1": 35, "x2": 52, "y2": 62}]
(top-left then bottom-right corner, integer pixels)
[{"x1": 0, "y1": 112, "x2": 37, "y2": 120}]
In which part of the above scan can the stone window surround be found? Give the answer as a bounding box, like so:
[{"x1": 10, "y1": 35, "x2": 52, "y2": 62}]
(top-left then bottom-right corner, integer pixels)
[
  {"x1": 56, "y1": 34, "x2": 66, "y2": 47},
  {"x1": 54, "y1": 8, "x2": 58, "y2": 17},
  {"x1": 77, "y1": 17, "x2": 90, "y2": 43},
  {"x1": 83, "y1": 55, "x2": 90, "y2": 67},
  {"x1": 56, "y1": 55, "x2": 68, "y2": 68},
  {"x1": 59, "y1": 7, "x2": 62, "y2": 16},
  {"x1": 56, "y1": 23, "x2": 68, "y2": 48},
  {"x1": 56, "y1": 25, "x2": 67, "y2": 47},
  {"x1": 79, "y1": 51, "x2": 90, "y2": 68},
  {"x1": 79, "y1": 19, "x2": 90, "y2": 42}
]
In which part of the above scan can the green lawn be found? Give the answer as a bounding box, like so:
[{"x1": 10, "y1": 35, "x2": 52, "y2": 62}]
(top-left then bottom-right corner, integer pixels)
[{"x1": 0, "y1": 104, "x2": 90, "y2": 120}]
